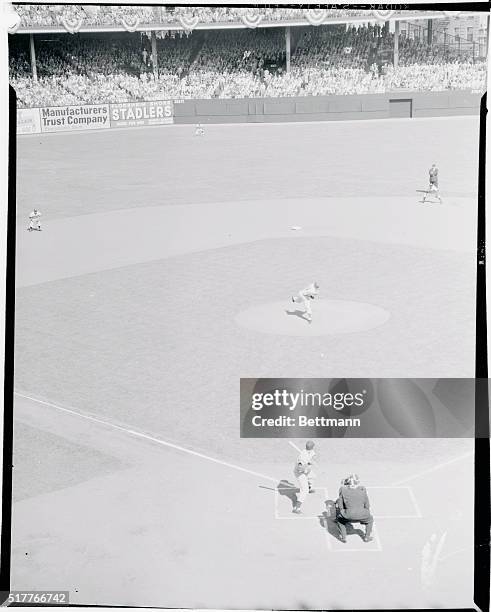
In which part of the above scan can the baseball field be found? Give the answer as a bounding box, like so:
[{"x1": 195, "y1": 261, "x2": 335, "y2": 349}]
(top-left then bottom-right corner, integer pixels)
[{"x1": 12, "y1": 115, "x2": 478, "y2": 608}]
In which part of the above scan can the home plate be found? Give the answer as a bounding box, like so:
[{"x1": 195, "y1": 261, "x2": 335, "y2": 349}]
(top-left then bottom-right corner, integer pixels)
[{"x1": 235, "y1": 299, "x2": 390, "y2": 337}]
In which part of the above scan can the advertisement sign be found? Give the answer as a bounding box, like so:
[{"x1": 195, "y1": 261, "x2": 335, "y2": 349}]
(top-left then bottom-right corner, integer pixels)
[
  {"x1": 17, "y1": 108, "x2": 41, "y2": 135},
  {"x1": 39, "y1": 104, "x2": 110, "y2": 133},
  {"x1": 109, "y1": 100, "x2": 174, "y2": 128}
]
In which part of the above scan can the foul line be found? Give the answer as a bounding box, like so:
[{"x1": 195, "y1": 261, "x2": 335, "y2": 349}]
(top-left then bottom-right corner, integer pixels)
[
  {"x1": 393, "y1": 451, "x2": 474, "y2": 485},
  {"x1": 14, "y1": 391, "x2": 279, "y2": 484},
  {"x1": 288, "y1": 441, "x2": 301, "y2": 453}
]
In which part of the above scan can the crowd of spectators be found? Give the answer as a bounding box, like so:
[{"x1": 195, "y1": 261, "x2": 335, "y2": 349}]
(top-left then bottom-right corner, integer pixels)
[
  {"x1": 162, "y1": 7, "x2": 380, "y2": 25},
  {"x1": 9, "y1": 25, "x2": 487, "y2": 108},
  {"x1": 192, "y1": 29, "x2": 285, "y2": 75},
  {"x1": 385, "y1": 61, "x2": 486, "y2": 91},
  {"x1": 398, "y1": 34, "x2": 476, "y2": 64},
  {"x1": 14, "y1": 5, "x2": 418, "y2": 29},
  {"x1": 295, "y1": 24, "x2": 393, "y2": 71},
  {"x1": 15, "y1": 5, "x2": 157, "y2": 27}
]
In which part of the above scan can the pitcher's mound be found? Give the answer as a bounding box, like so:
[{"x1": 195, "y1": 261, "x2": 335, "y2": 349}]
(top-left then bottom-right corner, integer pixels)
[{"x1": 235, "y1": 299, "x2": 390, "y2": 337}]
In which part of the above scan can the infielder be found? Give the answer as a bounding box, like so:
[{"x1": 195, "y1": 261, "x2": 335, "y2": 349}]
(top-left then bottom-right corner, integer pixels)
[
  {"x1": 422, "y1": 163, "x2": 442, "y2": 204},
  {"x1": 292, "y1": 440, "x2": 316, "y2": 514},
  {"x1": 291, "y1": 282, "x2": 320, "y2": 323},
  {"x1": 28, "y1": 209, "x2": 42, "y2": 231}
]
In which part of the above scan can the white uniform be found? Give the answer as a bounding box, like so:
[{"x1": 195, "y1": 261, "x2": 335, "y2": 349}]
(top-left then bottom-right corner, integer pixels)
[
  {"x1": 28, "y1": 210, "x2": 42, "y2": 231},
  {"x1": 292, "y1": 283, "x2": 319, "y2": 321},
  {"x1": 294, "y1": 448, "x2": 316, "y2": 504},
  {"x1": 422, "y1": 166, "x2": 442, "y2": 203},
  {"x1": 195, "y1": 124, "x2": 204, "y2": 136}
]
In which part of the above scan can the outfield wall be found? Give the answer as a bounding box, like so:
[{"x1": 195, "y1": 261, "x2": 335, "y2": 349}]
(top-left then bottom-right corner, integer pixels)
[
  {"x1": 173, "y1": 91, "x2": 482, "y2": 124},
  {"x1": 16, "y1": 91, "x2": 482, "y2": 134}
]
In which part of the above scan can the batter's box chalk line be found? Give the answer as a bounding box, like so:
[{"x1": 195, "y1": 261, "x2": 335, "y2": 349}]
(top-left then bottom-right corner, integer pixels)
[
  {"x1": 325, "y1": 524, "x2": 383, "y2": 552},
  {"x1": 364, "y1": 486, "x2": 423, "y2": 519}
]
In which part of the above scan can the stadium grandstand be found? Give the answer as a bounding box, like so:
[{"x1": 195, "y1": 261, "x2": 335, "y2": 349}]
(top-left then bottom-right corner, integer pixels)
[{"x1": 8, "y1": 5, "x2": 489, "y2": 108}]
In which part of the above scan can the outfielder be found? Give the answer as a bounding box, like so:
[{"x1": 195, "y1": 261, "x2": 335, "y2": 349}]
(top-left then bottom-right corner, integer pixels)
[
  {"x1": 422, "y1": 163, "x2": 442, "y2": 204},
  {"x1": 292, "y1": 440, "x2": 316, "y2": 514},
  {"x1": 28, "y1": 209, "x2": 42, "y2": 231},
  {"x1": 195, "y1": 123, "x2": 204, "y2": 136},
  {"x1": 291, "y1": 281, "x2": 320, "y2": 323}
]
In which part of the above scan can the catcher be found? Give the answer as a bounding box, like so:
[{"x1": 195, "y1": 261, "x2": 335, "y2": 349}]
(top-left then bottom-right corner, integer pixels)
[
  {"x1": 335, "y1": 474, "x2": 373, "y2": 543},
  {"x1": 291, "y1": 281, "x2": 320, "y2": 323},
  {"x1": 292, "y1": 440, "x2": 316, "y2": 514}
]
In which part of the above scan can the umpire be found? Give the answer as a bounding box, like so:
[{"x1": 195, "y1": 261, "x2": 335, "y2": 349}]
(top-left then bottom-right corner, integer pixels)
[{"x1": 335, "y1": 474, "x2": 374, "y2": 543}]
